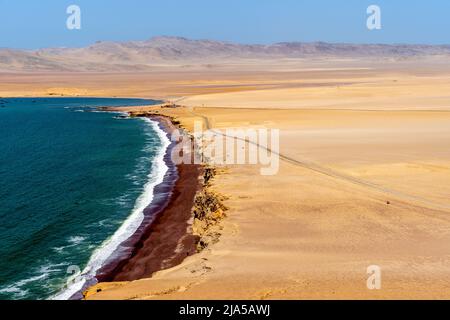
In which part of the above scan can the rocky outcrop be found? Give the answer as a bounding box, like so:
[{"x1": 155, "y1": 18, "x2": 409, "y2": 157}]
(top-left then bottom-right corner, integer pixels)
[{"x1": 192, "y1": 167, "x2": 228, "y2": 251}]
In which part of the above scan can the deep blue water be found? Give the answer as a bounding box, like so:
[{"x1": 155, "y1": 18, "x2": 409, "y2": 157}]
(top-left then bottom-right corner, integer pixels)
[{"x1": 0, "y1": 97, "x2": 163, "y2": 300}]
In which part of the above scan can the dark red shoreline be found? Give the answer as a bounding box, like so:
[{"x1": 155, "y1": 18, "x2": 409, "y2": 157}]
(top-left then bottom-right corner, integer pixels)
[{"x1": 95, "y1": 115, "x2": 202, "y2": 283}]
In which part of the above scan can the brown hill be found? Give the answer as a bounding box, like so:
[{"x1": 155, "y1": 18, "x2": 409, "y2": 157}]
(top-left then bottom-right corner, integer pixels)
[{"x1": 1, "y1": 36, "x2": 450, "y2": 72}]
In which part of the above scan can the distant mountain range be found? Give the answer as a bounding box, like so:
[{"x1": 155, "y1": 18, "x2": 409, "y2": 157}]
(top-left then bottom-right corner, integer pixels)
[{"x1": 1, "y1": 36, "x2": 450, "y2": 72}]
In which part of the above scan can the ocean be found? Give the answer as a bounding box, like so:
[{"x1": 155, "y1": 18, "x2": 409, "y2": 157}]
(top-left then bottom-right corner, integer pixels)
[{"x1": 0, "y1": 97, "x2": 167, "y2": 300}]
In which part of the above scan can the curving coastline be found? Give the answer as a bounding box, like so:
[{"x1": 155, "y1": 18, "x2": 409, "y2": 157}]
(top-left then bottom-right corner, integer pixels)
[
  {"x1": 53, "y1": 115, "x2": 174, "y2": 300},
  {"x1": 82, "y1": 109, "x2": 230, "y2": 299},
  {"x1": 54, "y1": 112, "x2": 203, "y2": 299},
  {"x1": 95, "y1": 115, "x2": 203, "y2": 283}
]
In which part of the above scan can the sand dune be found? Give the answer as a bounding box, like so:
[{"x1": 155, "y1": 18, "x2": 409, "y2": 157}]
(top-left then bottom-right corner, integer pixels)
[
  {"x1": 86, "y1": 105, "x2": 450, "y2": 300},
  {"x1": 3, "y1": 54, "x2": 450, "y2": 299},
  {"x1": 80, "y1": 59, "x2": 450, "y2": 299}
]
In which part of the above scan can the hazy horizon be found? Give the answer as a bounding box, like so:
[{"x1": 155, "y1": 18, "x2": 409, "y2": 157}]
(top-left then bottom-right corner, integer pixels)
[{"x1": 2, "y1": 35, "x2": 450, "y2": 52}]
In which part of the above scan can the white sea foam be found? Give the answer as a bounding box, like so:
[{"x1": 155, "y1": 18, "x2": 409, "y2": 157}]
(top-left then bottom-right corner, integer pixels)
[
  {"x1": 0, "y1": 285, "x2": 30, "y2": 299},
  {"x1": 0, "y1": 262, "x2": 69, "y2": 299},
  {"x1": 51, "y1": 118, "x2": 170, "y2": 300},
  {"x1": 68, "y1": 236, "x2": 86, "y2": 245},
  {"x1": 38, "y1": 263, "x2": 70, "y2": 275},
  {"x1": 53, "y1": 236, "x2": 87, "y2": 253}
]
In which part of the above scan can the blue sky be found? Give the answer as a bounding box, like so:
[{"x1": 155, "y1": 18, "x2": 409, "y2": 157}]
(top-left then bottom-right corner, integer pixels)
[{"x1": 0, "y1": 0, "x2": 449, "y2": 49}]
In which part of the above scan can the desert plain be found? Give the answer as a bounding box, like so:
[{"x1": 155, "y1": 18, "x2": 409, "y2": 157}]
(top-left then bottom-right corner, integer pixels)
[{"x1": 2, "y1": 55, "x2": 450, "y2": 299}]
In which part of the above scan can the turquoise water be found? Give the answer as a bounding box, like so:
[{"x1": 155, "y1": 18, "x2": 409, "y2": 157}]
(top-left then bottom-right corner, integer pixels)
[{"x1": 0, "y1": 97, "x2": 164, "y2": 300}]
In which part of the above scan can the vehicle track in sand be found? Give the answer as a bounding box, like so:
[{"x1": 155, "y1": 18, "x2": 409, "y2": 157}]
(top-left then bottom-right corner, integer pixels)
[{"x1": 187, "y1": 107, "x2": 450, "y2": 214}]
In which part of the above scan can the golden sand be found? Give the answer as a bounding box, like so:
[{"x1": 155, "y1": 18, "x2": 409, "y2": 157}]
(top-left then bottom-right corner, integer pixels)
[{"x1": 3, "y1": 59, "x2": 450, "y2": 299}]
